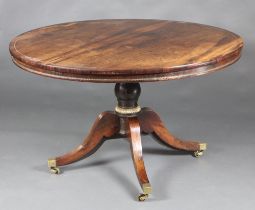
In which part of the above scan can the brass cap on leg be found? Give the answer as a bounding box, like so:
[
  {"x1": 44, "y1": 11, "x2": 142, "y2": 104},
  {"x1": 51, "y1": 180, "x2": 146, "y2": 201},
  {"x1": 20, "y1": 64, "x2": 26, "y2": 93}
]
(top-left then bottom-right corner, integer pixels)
[
  {"x1": 142, "y1": 183, "x2": 152, "y2": 194},
  {"x1": 48, "y1": 158, "x2": 60, "y2": 174},
  {"x1": 138, "y1": 184, "x2": 152, "y2": 201},
  {"x1": 199, "y1": 143, "x2": 207, "y2": 151},
  {"x1": 48, "y1": 158, "x2": 57, "y2": 168}
]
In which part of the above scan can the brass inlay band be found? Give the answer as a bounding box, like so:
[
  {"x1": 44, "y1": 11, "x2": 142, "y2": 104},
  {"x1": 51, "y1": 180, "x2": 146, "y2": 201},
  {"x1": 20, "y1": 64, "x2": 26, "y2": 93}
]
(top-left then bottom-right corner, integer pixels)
[
  {"x1": 11, "y1": 52, "x2": 242, "y2": 83},
  {"x1": 115, "y1": 105, "x2": 141, "y2": 115}
]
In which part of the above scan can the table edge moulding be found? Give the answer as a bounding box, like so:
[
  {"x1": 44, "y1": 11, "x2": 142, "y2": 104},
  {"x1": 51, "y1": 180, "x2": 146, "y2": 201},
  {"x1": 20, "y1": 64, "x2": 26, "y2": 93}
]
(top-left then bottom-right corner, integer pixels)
[{"x1": 9, "y1": 19, "x2": 243, "y2": 83}]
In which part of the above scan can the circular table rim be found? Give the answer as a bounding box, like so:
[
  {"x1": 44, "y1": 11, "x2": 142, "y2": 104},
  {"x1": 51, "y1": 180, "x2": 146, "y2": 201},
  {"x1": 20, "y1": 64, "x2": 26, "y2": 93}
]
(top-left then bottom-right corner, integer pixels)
[{"x1": 9, "y1": 19, "x2": 243, "y2": 83}]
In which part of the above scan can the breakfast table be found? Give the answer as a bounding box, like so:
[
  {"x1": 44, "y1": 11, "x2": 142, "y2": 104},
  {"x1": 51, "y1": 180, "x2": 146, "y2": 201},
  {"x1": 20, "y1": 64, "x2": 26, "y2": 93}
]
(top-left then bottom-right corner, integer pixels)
[{"x1": 9, "y1": 19, "x2": 243, "y2": 201}]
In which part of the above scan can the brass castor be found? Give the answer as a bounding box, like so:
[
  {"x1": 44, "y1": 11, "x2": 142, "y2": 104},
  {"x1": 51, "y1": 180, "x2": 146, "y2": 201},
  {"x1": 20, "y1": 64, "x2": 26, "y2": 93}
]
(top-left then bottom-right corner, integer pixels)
[
  {"x1": 48, "y1": 158, "x2": 60, "y2": 174},
  {"x1": 138, "y1": 193, "x2": 149, "y2": 201},
  {"x1": 138, "y1": 183, "x2": 152, "y2": 201},
  {"x1": 49, "y1": 167, "x2": 61, "y2": 174},
  {"x1": 194, "y1": 150, "x2": 204, "y2": 157},
  {"x1": 194, "y1": 143, "x2": 207, "y2": 158}
]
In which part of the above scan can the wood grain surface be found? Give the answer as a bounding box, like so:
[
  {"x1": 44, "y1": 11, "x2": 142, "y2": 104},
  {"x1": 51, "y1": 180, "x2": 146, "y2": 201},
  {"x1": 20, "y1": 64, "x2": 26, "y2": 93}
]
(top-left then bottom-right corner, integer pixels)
[
  {"x1": 10, "y1": 19, "x2": 243, "y2": 82},
  {"x1": 128, "y1": 117, "x2": 150, "y2": 190},
  {"x1": 139, "y1": 107, "x2": 201, "y2": 151},
  {"x1": 54, "y1": 111, "x2": 120, "y2": 166}
]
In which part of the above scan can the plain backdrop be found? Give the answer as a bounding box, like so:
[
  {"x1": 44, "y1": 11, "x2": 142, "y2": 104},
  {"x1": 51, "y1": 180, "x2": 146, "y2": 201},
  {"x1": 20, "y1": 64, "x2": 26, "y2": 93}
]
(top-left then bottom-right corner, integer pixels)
[{"x1": 0, "y1": 1, "x2": 254, "y2": 210}]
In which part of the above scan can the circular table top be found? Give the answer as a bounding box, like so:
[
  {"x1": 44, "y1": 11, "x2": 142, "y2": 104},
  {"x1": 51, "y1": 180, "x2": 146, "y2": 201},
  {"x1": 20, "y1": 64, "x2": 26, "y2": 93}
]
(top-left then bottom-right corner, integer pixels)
[{"x1": 10, "y1": 19, "x2": 243, "y2": 83}]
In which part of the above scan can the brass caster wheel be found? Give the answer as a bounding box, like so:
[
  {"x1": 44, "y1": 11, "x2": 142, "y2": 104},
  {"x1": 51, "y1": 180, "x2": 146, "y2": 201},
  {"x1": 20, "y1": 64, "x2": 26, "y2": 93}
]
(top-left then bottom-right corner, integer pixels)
[
  {"x1": 194, "y1": 143, "x2": 207, "y2": 158},
  {"x1": 194, "y1": 150, "x2": 204, "y2": 158},
  {"x1": 48, "y1": 159, "x2": 60, "y2": 174},
  {"x1": 50, "y1": 167, "x2": 61, "y2": 174},
  {"x1": 138, "y1": 193, "x2": 148, "y2": 201}
]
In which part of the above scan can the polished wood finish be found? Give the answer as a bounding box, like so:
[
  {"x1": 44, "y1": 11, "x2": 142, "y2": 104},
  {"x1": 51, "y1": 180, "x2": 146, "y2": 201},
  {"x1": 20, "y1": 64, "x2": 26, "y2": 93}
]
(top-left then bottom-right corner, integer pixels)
[
  {"x1": 10, "y1": 19, "x2": 243, "y2": 82},
  {"x1": 10, "y1": 20, "x2": 243, "y2": 200},
  {"x1": 54, "y1": 111, "x2": 120, "y2": 166},
  {"x1": 50, "y1": 106, "x2": 203, "y2": 197},
  {"x1": 128, "y1": 118, "x2": 150, "y2": 190},
  {"x1": 115, "y1": 83, "x2": 141, "y2": 108},
  {"x1": 139, "y1": 107, "x2": 200, "y2": 151}
]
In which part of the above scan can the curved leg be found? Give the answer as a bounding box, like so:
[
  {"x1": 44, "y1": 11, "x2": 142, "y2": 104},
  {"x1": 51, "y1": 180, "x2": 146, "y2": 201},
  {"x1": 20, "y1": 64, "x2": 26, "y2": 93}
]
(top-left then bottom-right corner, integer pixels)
[
  {"x1": 48, "y1": 111, "x2": 120, "y2": 173},
  {"x1": 138, "y1": 107, "x2": 207, "y2": 155},
  {"x1": 127, "y1": 118, "x2": 152, "y2": 201}
]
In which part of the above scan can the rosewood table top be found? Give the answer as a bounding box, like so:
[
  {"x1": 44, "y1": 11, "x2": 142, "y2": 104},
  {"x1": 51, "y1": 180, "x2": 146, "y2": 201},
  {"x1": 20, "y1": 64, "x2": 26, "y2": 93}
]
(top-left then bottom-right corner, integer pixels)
[{"x1": 10, "y1": 19, "x2": 243, "y2": 82}]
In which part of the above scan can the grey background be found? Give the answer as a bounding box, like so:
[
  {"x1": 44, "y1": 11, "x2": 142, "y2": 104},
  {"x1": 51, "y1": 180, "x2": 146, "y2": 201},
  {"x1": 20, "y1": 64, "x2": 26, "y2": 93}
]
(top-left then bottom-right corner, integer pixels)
[{"x1": 0, "y1": 0, "x2": 254, "y2": 209}]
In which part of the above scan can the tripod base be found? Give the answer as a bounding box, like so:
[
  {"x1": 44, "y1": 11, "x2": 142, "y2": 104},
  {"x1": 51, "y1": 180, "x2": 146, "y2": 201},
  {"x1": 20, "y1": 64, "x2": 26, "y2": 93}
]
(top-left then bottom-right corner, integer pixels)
[
  {"x1": 48, "y1": 83, "x2": 206, "y2": 201},
  {"x1": 48, "y1": 107, "x2": 206, "y2": 201}
]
